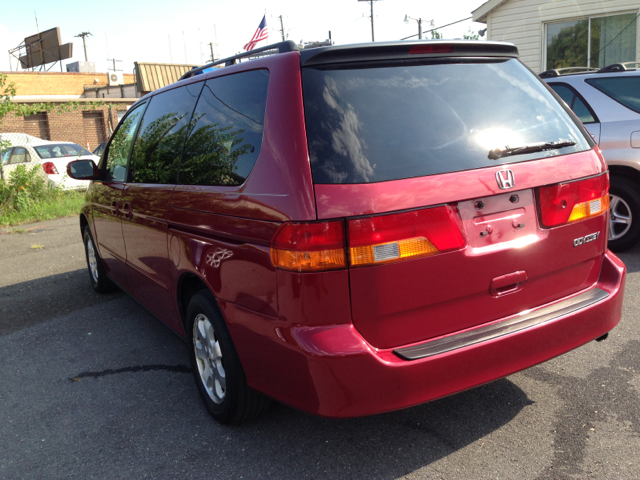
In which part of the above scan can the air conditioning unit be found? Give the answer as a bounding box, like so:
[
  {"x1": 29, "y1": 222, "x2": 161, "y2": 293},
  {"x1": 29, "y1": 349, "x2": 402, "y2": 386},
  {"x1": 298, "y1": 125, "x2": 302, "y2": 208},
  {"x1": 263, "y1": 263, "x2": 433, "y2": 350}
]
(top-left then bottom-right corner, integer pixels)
[{"x1": 108, "y1": 72, "x2": 124, "y2": 86}]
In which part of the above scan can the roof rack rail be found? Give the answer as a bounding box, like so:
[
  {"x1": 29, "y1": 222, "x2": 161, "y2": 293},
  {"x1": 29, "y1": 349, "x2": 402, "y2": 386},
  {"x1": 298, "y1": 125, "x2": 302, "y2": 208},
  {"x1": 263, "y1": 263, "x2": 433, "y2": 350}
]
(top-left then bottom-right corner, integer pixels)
[
  {"x1": 539, "y1": 67, "x2": 598, "y2": 78},
  {"x1": 598, "y1": 61, "x2": 640, "y2": 73},
  {"x1": 179, "y1": 40, "x2": 299, "y2": 81}
]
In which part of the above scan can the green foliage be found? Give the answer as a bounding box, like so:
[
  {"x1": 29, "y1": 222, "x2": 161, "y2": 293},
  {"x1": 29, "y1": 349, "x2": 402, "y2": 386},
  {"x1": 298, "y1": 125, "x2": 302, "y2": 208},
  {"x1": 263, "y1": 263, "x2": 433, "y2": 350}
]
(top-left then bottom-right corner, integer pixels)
[
  {"x1": 0, "y1": 163, "x2": 85, "y2": 226},
  {"x1": 0, "y1": 164, "x2": 50, "y2": 215},
  {"x1": 0, "y1": 72, "x2": 127, "y2": 128},
  {"x1": 547, "y1": 21, "x2": 589, "y2": 69},
  {"x1": 430, "y1": 30, "x2": 442, "y2": 40}
]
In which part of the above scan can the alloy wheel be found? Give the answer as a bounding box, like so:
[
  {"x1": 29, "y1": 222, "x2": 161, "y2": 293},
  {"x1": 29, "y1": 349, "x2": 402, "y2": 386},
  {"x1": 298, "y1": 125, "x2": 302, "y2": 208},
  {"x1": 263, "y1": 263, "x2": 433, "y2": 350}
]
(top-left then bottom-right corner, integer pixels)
[
  {"x1": 609, "y1": 194, "x2": 632, "y2": 241},
  {"x1": 193, "y1": 313, "x2": 226, "y2": 404},
  {"x1": 86, "y1": 237, "x2": 99, "y2": 283}
]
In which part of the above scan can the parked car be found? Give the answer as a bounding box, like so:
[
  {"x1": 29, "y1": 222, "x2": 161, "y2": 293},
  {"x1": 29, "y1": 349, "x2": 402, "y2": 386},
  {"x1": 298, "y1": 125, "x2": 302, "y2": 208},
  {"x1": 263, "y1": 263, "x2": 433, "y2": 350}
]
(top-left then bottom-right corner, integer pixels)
[
  {"x1": 0, "y1": 133, "x2": 98, "y2": 189},
  {"x1": 68, "y1": 40, "x2": 625, "y2": 424},
  {"x1": 541, "y1": 63, "x2": 640, "y2": 251}
]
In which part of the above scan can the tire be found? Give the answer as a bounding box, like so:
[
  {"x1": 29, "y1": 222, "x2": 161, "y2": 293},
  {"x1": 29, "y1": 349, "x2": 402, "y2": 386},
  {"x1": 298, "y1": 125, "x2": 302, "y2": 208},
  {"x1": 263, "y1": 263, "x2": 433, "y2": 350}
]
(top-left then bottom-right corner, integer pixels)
[
  {"x1": 83, "y1": 225, "x2": 116, "y2": 293},
  {"x1": 608, "y1": 176, "x2": 640, "y2": 252},
  {"x1": 186, "y1": 291, "x2": 271, "y2": 424}
]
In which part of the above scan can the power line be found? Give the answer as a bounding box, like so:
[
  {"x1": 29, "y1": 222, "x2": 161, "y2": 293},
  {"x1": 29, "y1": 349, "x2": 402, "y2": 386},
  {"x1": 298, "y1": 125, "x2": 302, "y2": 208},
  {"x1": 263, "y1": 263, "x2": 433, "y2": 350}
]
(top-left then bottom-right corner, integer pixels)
[
  {"x1": 588, "y1": 13, "x2": 640, "y2": 65},
  {"x1": 401, "y1": 17, "x2": 472, "y2": 40}
]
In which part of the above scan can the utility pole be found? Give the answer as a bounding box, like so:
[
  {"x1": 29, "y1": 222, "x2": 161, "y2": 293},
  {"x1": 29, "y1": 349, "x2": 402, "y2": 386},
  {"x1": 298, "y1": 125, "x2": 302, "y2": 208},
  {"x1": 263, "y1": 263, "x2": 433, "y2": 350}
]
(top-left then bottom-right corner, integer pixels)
[
  {"x1": 207, "y1": 42, "x2": 216, "y2": 62},
  {"x1": 358, "y1": 0, "x2": 379, "y2": 42},
  {"x1": 75, "y1": 32, "x2": 92, "y2": 61},
  {"x1": 278, "y1": 15, "x2": 286, "y2": 41}
]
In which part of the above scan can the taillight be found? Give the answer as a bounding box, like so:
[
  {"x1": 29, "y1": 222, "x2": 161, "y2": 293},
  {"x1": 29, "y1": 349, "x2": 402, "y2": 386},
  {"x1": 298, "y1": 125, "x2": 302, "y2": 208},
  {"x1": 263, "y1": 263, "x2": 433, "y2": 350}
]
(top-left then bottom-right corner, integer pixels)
[
  {"x1": 271, "y1": 206, "x2": 465, "y2": 272},
  {"x1": 538, "y1": 173, "x2": 609, "y2": 227},
  {"x1": 42, "y1": 162, "x2": 59, "y2": 175},
  {"x1": 271, "y1": 221, "x2": 347, "y2": 272},
  {"x1": 347, "y1": 205, "x2": 465, "y2": 267}
]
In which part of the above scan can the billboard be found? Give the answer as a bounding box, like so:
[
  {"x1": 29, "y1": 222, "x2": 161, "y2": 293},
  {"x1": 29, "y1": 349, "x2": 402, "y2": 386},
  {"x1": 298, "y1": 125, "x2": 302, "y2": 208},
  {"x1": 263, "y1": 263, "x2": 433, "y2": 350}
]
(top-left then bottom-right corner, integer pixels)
[{"x1": 18, "y1": 27, "x2": 73, "y2": 69}]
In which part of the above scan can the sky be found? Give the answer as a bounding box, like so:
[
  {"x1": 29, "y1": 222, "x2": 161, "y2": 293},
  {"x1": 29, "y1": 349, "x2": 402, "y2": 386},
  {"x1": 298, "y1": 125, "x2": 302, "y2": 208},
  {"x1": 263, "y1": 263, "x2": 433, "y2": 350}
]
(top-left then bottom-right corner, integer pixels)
[{"x1": 0, "y1": 0, "x2": 487, "y2": 74}]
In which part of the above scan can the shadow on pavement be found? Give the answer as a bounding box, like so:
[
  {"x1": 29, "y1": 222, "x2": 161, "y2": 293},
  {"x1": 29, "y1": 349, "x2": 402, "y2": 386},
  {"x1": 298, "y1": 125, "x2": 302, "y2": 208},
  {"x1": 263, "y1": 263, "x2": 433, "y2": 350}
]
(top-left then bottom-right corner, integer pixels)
[{"x1": 0, "y1": 268, "x2": 122, "y2": 336}]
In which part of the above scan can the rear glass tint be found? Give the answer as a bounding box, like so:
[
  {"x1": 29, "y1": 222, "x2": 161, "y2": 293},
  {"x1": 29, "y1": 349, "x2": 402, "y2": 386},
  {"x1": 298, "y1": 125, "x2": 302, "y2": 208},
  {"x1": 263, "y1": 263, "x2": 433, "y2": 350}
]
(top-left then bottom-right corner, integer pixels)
[
  {"x1": 179, "y1": 69, "x2": 269, "y2": 186},
  {"x1": 302, "y1": 59, "x2": 592, "y2": 184},
  {"x1": 586, "y1": 76, "x2": 640, "y2": 113}
]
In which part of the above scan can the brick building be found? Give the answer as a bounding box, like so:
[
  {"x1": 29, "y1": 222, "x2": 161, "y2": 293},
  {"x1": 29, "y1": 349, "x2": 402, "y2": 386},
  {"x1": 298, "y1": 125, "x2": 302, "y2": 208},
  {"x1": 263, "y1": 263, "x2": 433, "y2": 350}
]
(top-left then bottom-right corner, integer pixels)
[{"x1": 0, "y1": 71, "x2": 138, "y2": 151}]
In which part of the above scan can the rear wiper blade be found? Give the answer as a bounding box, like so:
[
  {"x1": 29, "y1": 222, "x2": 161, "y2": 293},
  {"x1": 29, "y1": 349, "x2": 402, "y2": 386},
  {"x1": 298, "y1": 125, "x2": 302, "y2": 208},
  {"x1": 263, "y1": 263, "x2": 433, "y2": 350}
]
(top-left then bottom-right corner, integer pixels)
[{"x1": 488, "y1": 140, "x2": 576, "y2": 160}]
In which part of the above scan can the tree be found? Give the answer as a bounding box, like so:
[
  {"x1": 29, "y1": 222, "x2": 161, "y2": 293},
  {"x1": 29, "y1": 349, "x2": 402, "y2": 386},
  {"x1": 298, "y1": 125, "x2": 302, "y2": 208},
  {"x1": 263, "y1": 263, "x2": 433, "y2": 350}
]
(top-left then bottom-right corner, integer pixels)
[
  {"x1": 463, "y1": 28, "x2": 481, "y2": 40},
  {"x1": 430, "y1": 30, "x2": 442, "y2": 40}
]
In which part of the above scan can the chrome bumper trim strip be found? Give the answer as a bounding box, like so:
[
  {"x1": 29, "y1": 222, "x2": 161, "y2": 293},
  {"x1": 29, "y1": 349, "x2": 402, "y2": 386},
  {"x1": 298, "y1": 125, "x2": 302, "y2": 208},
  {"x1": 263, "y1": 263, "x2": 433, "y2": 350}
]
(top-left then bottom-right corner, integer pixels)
[{"x1": 394, "y1": 288, "x2": 609, "y2": 361}]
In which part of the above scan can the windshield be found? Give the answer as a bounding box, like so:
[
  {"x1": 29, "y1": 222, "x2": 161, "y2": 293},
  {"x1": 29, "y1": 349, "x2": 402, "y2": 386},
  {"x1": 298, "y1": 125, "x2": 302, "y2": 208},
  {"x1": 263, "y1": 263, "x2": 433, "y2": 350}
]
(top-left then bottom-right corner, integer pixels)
[
  {"x1": 302, "y1": 58, "x2": 593, "y2": 184},
  {"x1": 34, "y1": 143, "x2": 92, "y2": 159}
]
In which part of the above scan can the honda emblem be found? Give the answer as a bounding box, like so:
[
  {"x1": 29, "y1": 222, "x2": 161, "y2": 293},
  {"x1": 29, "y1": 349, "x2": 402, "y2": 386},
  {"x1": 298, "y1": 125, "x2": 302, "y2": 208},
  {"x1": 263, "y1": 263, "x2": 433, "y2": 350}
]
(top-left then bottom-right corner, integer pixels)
[{"x1": 496, "y1": 169, "x2": 515, "y2": 189}]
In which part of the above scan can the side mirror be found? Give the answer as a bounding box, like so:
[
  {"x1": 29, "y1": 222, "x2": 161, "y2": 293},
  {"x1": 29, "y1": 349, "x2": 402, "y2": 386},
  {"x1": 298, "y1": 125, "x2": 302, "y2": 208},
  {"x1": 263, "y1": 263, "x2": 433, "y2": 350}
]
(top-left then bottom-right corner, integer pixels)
[{"x1": 67, "y1": 159, "x2": 99, "y2": 180}]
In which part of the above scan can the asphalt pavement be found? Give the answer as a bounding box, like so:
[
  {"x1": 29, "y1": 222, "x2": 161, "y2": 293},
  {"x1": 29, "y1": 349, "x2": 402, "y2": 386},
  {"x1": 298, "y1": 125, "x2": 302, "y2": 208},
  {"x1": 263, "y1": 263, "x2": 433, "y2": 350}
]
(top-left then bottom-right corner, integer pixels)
[{"x1": 0, "y1": 217, "x2": 639, "y2": 479}]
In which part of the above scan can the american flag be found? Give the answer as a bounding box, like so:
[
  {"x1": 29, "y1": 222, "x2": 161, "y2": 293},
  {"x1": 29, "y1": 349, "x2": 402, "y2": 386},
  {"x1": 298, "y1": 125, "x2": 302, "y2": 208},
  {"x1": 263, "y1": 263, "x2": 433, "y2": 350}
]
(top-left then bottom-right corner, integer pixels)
[{"x1": 244, "y1": 15, "x2": 269, "y2": 51}]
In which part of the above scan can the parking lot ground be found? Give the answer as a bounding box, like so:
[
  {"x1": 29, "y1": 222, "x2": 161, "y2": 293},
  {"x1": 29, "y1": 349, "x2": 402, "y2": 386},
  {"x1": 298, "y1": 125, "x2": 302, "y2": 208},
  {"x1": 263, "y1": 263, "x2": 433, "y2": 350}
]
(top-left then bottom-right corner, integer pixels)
[{"x1": 1, "y1": 218, "x2": 639, "y2": 479}]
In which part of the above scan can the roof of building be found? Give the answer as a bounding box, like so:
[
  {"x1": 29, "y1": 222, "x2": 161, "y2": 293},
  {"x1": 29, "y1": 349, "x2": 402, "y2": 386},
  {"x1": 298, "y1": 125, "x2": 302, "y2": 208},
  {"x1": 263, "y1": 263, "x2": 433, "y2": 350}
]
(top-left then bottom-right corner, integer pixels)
[{"x1": 472, "y1": 0, "x2": 510, "y2": 23}]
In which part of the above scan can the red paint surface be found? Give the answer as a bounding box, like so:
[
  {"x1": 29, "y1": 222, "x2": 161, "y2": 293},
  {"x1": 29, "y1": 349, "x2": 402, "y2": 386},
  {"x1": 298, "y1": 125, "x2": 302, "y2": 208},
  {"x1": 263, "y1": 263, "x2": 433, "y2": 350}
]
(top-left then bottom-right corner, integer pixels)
[{"x1": 224, "y1": 251, "x2": 624, "y2": 418}]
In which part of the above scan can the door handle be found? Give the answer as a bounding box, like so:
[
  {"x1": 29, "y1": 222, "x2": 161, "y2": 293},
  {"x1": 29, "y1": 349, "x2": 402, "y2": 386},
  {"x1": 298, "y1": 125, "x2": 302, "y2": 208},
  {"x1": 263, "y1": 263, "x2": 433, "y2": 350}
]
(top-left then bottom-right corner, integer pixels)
[
  {"x1": 111, "y1": 200, "x2": 120, "y2": 216},
  {"x1": 490, "y1": 271, "x2": 527, "y2": 297},
  {"x1": 122, "y1": 202, "x2": 133, "y2": 220}
]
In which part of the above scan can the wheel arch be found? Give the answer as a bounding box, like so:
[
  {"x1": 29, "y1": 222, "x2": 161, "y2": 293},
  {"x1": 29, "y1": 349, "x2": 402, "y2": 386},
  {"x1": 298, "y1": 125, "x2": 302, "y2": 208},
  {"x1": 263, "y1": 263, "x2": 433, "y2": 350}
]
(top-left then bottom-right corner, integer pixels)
[
  {"x1": 176, "y1": 272, "x2": 220, "y2": 331},
  {"x1": 608, "y1": 165, "x2": 640, "y2": 187},
  {"x1": 79, "y1": 213, "x2": 88, "y2": 234}
]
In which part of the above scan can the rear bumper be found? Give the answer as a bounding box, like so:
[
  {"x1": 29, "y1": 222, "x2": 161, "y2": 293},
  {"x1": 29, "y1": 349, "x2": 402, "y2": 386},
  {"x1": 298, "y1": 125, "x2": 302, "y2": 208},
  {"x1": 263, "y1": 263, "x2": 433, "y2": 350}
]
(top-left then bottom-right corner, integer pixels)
[{"x1": 223, "y1": 250, "x2": 625, "y2": 418}]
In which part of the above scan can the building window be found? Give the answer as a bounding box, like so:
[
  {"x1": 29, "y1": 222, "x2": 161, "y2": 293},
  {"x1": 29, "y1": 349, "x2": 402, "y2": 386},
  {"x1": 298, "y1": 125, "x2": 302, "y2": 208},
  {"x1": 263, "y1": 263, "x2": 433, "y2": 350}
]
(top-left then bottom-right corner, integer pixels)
[{"x1": 546, "y1": 12, "x2": 638, "y2": 70}]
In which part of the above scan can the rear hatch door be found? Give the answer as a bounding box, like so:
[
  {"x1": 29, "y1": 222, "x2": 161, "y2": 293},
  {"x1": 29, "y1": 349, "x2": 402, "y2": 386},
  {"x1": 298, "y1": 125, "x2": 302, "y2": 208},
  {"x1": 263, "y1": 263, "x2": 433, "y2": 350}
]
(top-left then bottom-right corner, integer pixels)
[{"x1": 302, "y1": 45, "x2": 607, "y2": 349}]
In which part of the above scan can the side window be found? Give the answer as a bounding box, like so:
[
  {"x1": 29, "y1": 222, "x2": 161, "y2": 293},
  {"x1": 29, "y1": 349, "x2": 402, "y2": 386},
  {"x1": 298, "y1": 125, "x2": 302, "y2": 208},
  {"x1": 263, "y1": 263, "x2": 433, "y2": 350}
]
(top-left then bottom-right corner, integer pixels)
[
  {"x1": 549, "y1": 83, "x2": 597, "y2": 124},
  {"x1": 549, "y1": 84, "x2": 575, "y2": 106},
  {"x1": 129, "y1": 83, "x2": 203, "y2": 184},
  {"x1": 10, "y1": 147, "x2": 30, "y2": 164},
  {"x1": 586, "y1": 77, "x2": 640, "y2": 114},
  {"x1": 2, "y1": 148, "x2": 13, "y2": 164},
  {"x1": 179, "y1": 69, "x2": 270, "y2": 186},
  {"x1": 571, "y1": 97, "x2": 596, "y2": 124},
  {"x1": 104, "y1": 102, "x2": 147, "y2": 182}
]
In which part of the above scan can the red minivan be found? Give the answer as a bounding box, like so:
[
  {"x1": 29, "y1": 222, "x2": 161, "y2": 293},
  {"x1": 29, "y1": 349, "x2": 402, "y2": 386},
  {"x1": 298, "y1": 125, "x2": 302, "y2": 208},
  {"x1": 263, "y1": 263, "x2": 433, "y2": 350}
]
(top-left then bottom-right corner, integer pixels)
[{"x1": 68, "y1": 40, "x2": 626, "y2": 424}]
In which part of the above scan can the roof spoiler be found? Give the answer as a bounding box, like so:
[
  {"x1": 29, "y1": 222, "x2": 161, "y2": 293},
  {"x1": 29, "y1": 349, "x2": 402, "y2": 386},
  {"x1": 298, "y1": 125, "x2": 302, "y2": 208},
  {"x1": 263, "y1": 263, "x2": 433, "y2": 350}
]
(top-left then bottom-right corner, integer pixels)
[{"x1": 299, "y1": 40, "x2": 519, "y2": 67}]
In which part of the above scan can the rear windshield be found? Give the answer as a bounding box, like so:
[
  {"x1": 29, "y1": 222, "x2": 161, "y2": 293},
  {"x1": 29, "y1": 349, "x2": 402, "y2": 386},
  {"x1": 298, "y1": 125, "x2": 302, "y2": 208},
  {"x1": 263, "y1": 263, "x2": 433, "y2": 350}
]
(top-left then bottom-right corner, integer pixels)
[
  {"x1": 34, "y1": 144, "x2": 92, "y2": 159},
  {"x1": 586, "y1": 76, "x2": 640, "y2": 113},
  {"x1": 302, "y1": 58, "x2": 592, "y2": 184}
]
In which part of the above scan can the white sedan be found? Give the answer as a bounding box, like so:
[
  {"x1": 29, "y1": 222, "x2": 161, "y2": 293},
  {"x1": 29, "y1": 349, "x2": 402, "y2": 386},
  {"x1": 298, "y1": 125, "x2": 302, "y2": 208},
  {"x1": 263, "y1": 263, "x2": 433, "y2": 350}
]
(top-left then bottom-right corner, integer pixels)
[{"x1": 1, "y1": 136, "x2": 99, "y2": 190}]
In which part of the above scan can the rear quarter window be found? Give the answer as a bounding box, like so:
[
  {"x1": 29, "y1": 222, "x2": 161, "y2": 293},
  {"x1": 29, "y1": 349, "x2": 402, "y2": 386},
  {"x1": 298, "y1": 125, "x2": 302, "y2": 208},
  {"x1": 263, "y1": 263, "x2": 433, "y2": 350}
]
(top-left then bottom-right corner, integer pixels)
[
  {"x1": 585, "y1": 76, "x2": 640, "y2": 113},
  {"x1": 547, "y1": 83, "x2": 597, "y2": 124},
  {"x1": 302, "y1": 59, "x2": 593, "y2": 184},
  {"x1": 178, "y1": 69, "x2": 269, "y2": 186}
]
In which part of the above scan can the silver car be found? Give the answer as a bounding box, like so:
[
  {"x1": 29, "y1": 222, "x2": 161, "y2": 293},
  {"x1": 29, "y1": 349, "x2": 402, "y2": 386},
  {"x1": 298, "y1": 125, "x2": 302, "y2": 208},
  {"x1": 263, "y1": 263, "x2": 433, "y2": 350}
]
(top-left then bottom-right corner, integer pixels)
[{"x1": 541, "y1": 63, "x2": 640, "y2": 251}]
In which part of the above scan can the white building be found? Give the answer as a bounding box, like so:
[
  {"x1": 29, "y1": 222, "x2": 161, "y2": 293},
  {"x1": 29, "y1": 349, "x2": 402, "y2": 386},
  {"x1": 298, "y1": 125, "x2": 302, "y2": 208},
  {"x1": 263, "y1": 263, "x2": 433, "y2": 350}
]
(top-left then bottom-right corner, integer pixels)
[{"x1": 472, "y1": 0, "x2": 640, "y2": 73}]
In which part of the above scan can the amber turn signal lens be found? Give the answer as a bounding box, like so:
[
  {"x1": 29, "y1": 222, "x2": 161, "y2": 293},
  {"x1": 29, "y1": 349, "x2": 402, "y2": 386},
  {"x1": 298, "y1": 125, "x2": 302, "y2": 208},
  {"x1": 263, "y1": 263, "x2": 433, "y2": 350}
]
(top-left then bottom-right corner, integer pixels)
[
  {"x1": 567, "y1": 195, "x2": 610, "y2": 223},
  {"x1": 271, "y1": 248, "x2": 347, "y2": 272},
  {"x1": 271, "y1": 220, "x2": 347, "y2": 272}
]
